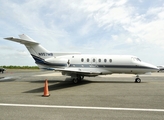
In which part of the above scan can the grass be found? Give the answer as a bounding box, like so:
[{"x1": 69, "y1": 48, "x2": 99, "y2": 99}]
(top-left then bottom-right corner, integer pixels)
[{"x1": 0, "y1": 66, "x2": 39, "y2": 69}]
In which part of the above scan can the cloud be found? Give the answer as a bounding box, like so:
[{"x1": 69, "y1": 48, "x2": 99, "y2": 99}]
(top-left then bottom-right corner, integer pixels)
[
  {"x1": 0, "y1": 45, "x2": 14, "y2": 50},
  {"x1": 1, "y1": 0, "x2": 164, "y2": 65},
  {"x1": 123, "y1": 5, "x2": 164, "y2": 47}
]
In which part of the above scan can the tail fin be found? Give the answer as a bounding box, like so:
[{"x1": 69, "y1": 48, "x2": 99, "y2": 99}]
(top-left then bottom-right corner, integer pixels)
[
  {"x1": 4, "y1": 34, "x2": 51, "y2": 59},
  {"x1": 4, "y1": 34, "x2": 54, "y2": 69}
]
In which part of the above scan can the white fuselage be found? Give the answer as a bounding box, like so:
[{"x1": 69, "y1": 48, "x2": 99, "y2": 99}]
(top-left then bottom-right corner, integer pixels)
[{"x1": 44, "y1": 54, "x2": 158, "y2": 76}]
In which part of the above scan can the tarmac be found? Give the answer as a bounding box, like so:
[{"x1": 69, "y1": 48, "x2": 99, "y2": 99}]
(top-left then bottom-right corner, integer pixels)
[{"x1": 0, "y1": 69, "x2": 164, "y2": 120}]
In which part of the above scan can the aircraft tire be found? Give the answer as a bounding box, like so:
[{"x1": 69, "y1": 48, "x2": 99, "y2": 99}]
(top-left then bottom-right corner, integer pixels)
[
  {"x1": 81, "y1": 76, "x2": 84, "y2": 80},
  {"x1": 72, "y1": 78, "x2": 79, "y2": 84},
  {"x1": 135, "y1": 78, "x2": 141, "y2": 83}
]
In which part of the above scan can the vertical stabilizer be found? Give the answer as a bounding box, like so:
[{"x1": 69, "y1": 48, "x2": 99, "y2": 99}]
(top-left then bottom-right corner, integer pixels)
[
  {"x1": 4, "y1": 34, "x2": 51, "y2": 59},
  {"x1": 4, "y1": 34, "x2": 54, "y2": 69},
  {"x1": 19, "y1": 34, "x2": 35, "y2": 41}
]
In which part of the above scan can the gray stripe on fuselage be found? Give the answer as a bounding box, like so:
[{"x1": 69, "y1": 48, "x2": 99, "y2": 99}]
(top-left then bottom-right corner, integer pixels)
[
  {"x1": 69, "y1": 64, "x2": 154, "y2": 70},
  {"x1": 31, "y1": 54, "x2": 66, "y2": 67}
]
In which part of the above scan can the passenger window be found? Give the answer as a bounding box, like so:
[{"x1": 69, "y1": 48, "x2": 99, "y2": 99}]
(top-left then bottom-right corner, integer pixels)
[
  {"x1": 104, "y1": 59, "x2": 107, "y2": 62},
  {"x1": 81, "y1": 58, "x2": 84, "y2": 62},
  {"x1": 109, "y1": 59, "x2": 112, "y2": 63},
  {"x1": 98, "y1": 59, "x2": 101, "y2": 62},
  {"x1": 87, "y1": 58, "x2": 89, "y2": 62}
]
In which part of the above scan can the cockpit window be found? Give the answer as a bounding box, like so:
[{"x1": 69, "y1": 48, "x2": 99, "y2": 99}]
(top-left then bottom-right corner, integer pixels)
[
  {"x1": 132, "y1": 57, "x2": 141, "y2": 62},
  {"x1": 136, "y1": 58, "x2": 141, "y2": 62}
]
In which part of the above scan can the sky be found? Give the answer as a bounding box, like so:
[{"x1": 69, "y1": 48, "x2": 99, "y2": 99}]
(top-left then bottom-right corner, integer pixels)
[{"x1": 0, "y1": 0, "x2": 164, "y2": 66}]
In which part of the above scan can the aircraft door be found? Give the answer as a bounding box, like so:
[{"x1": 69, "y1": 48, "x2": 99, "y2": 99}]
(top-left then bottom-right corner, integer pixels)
[{"x1": 67, "y1": 59, "x2": 70, "y2": 67}]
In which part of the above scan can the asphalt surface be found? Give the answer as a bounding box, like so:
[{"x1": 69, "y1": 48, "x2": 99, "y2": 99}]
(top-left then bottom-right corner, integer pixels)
[{"x1": 0, "y1": 69, "x2": 164, "y2": 120}]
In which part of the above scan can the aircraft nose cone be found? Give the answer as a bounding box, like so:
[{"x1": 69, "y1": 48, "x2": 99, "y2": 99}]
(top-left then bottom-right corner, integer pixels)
[
  {"x1": 149, "y1": 65, "x2": 159, "y2": 72},
  {"x1": 142, "y1": 62, "x2": 159, "y2": 72}
]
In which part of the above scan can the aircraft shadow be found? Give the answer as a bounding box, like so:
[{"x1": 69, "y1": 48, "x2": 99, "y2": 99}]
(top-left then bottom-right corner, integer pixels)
[
  {"x1": 90, "y1": 80, "x2": 147, "y2": 84},
  {"x1": 23, "y1": 79, "x2": 91, "y2": 93},
  {"x1": 0, "y1": 77, "x2": 17, "y2": 82},
  {"x1": 90, "y1": 81, "x2": 135, "y2": 83},
  {"x1": 23, "y1": 78, "x2": 142, "y2": 93}
]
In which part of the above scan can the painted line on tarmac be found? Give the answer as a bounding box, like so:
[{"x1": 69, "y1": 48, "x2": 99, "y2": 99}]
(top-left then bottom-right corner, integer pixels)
[{"x1": 0, "y1": 103, "x2": 164, "y2": 112}]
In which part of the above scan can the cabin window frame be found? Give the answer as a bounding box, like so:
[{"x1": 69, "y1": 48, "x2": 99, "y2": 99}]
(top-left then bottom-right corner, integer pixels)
[
  {"x1": 104, "y1": 59, "x2": 107, "y2": 63},
  {"x1": 81, "y1": 58, "x2": 84, "y2": 62},
  {"x1": 87, "y1": 58, "x2": 89, "y2": 62}
]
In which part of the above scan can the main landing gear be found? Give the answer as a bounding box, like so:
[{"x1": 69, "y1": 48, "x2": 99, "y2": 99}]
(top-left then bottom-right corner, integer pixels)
[
  {"x1": 135, "y1": 75, "x2": 141, "y2": 83},
  {"x1": 72, "y1": 75, "x2": 84, "y2": 84}
]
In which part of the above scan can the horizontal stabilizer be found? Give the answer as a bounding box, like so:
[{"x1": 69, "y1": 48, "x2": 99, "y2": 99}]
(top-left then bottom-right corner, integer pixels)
[{"x1": 4, "y1": 37, "x2": 39, "y2": 45}]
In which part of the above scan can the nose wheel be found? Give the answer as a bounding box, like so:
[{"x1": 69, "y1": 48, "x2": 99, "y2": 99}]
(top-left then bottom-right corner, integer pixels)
[
  {"x1": 135, "y1": 75, "x2": 141, "y2": 83},
  {"x1": 135, "y1": 78, "x2": 141, "y2": 83}
]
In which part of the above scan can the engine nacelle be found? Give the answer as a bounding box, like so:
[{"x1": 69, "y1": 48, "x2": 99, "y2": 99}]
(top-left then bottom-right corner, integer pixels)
[{"x1": 45, "y1": 57, "x2": 68, "y2": 64}]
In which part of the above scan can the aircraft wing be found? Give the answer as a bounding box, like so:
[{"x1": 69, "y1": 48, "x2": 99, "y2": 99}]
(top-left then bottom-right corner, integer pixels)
[{"x1": 55, "y1": 68, "x2": 111, "y2": 76}]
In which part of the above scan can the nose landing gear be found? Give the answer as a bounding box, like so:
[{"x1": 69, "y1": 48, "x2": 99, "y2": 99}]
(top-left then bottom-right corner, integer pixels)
[{"x1": 135, "y1": 75, "x2": 141, "y2": 83}]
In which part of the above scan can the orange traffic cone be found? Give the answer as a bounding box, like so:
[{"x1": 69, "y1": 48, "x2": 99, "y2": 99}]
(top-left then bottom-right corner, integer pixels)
[{"x1": 42, "y1": 80, "x2": 50, "y2": 97}]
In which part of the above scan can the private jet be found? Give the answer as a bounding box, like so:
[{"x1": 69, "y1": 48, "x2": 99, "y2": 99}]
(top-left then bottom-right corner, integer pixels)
[{"x1": 4, "y1": 34, "x2": 159, "y2": 83}]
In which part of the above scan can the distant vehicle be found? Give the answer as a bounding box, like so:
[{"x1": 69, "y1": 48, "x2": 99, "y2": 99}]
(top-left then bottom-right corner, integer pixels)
[{"x1": 0, "y1": 68, "x2": 5, "y2": 73}]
